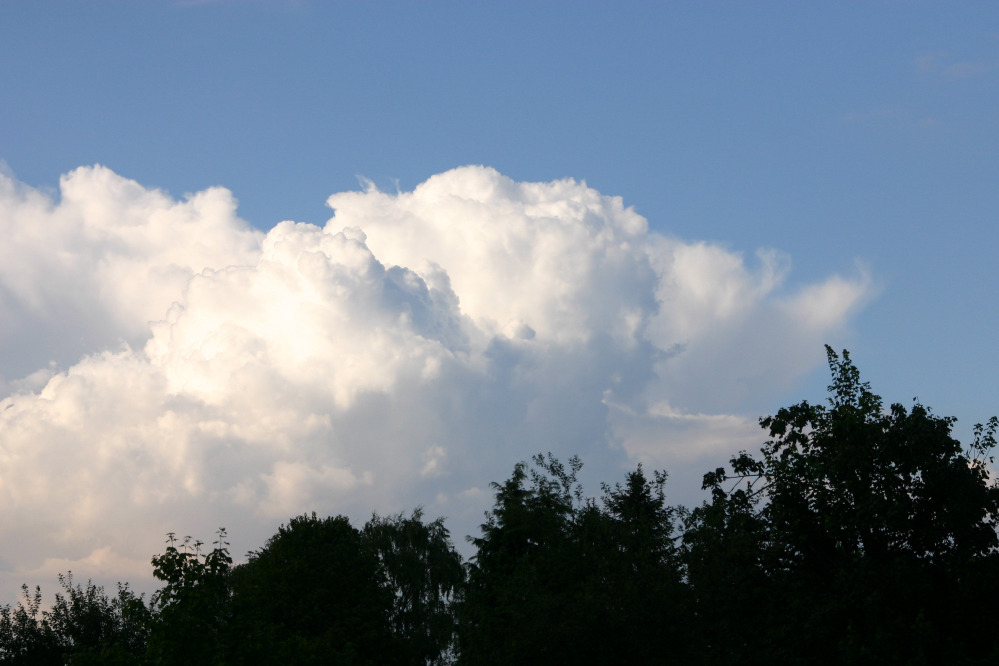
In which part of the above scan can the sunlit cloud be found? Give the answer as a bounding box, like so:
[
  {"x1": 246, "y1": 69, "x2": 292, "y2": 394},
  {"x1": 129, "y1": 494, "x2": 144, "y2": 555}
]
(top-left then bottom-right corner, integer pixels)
[{"x1": 0, "y1": 164, "x2": 871, "y2": 599}]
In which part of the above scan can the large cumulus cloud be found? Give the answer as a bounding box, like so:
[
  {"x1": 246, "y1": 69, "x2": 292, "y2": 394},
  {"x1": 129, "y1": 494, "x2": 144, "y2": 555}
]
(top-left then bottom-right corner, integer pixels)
[{"x1": 0, "y1": 165, "x2": 869, "y2": 600}]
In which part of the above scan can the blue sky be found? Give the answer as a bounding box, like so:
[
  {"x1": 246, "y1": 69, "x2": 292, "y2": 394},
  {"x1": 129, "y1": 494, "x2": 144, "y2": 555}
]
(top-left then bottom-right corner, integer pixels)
[
  {"x1": 0, "y1": 1, "x2": 997, "y2": 597},
  {"x1": 4, "y1": 1, "x2": 995, "y2": 399}
]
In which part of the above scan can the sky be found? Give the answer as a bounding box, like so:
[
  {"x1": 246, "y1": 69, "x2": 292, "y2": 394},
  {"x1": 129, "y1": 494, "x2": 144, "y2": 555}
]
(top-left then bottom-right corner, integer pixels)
[{"x1": 0, "y1": 1, "x2": 997, "y2": 602}]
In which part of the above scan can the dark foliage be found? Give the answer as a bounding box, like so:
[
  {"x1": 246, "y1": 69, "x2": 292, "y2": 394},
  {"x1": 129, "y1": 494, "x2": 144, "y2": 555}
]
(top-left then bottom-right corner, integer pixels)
[
  {"x1": 685, "y1": 347, "x2": 999, "y2": 664},
  {"x1": 363, "y1": 509, "x2": 465, "y2": 665},
  {"x1": 0, "y1": 575, "x2": 150, "y2": 665},
  {"x1": 458, "y1": 454, "x2": 691, "y2": 665},
  {"x1": 227, "y1": 513, "x2": 400, "y2": 665},
  {"x1": 146, "y1": 529, "x2": 232, "y2": 665}
]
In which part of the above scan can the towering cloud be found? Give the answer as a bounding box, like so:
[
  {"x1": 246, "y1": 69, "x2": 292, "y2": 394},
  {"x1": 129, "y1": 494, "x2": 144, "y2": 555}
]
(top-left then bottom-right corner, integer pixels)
[{"x1": 0, "y1": 165, "x2": 869, "y2": 600}]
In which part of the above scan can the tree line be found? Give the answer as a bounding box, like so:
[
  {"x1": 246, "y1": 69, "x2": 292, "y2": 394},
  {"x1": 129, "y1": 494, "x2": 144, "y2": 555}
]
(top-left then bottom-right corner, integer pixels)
[{"x1": 3, "y1": 348, "x2": 999, "y2": 664}]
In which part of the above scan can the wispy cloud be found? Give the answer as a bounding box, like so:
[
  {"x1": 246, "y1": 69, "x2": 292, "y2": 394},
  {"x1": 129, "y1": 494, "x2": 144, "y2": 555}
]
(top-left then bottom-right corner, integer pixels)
[
  {"x1": 840, "y1": 106, "x2": 942, "y2": 132},
  {"x1": 841, "y1": 106, "x2": 898, "y2": 125},
  {"x1": 915, "y1": 51, "x2": 995, "y2": 80}
]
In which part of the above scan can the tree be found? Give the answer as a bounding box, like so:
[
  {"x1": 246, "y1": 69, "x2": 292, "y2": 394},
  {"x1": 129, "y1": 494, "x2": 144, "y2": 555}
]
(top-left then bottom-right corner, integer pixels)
[
  {"x1": 597, "y1": 465, "x2": 691, "y2": 663},
  {"x1": 682, "y1": 454, "x2": 773, "y2": 664},
  {"x1": 147, "y1": 529, "x2": 232, "y2": 665},
  {"x1": 458, "y1": 454, "x2": 688, "y2": 665},
  {"x1": 227, "y1": 513, "x2": 400, "y2": 665},
  {"x1": 0, "y1": 585, "x2": 62, "y2": 665},
  {"x1": 756, "y1": 348, "x2": 999, "y2": 571},
  {"x1": 686, "y1": 347, "x2": 999, "y2": 663},
  {"x1": 458, "y1": 454, "x2": 585, "y2": 665},
  {"x1": 45, "y1": 573, "x2": 151, "y2": 665},
  {"x1": 0, "y1": 575, "x2": 150, "y2": 665},
  {"x1": 363, "y1": 509, "x2": 465, "y2": 666}
]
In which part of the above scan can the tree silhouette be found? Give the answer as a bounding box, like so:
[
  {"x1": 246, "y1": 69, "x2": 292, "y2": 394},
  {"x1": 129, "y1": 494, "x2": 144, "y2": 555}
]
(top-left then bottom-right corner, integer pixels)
[
  {"x1": 0, "y1": 575, "x2": 149, "y2": 665},
  {"x1": 147, "y1": 529, "x2": 231, "y2": 664},
  {"x1": 227, "y1": 513, "x2": 400, "y2": 665},
  {"x1": 686, "y1": 347, "x2": 999, "y2": 663},
  {"x1": 363, "y1": 509, "x2": 464, "y2": 666},
  {"x1": 458, "y1": 454, "x2": 689, "y2": 665}
]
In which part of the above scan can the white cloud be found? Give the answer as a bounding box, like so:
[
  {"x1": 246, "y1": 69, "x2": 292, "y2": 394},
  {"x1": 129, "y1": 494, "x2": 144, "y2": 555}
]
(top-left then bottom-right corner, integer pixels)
[
  {"x1": 0, "y1": 165, "x2": 262, "y2": 386},
  {"x1": 0, "y1": 164, "x2": 870, "y2": 601}
]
